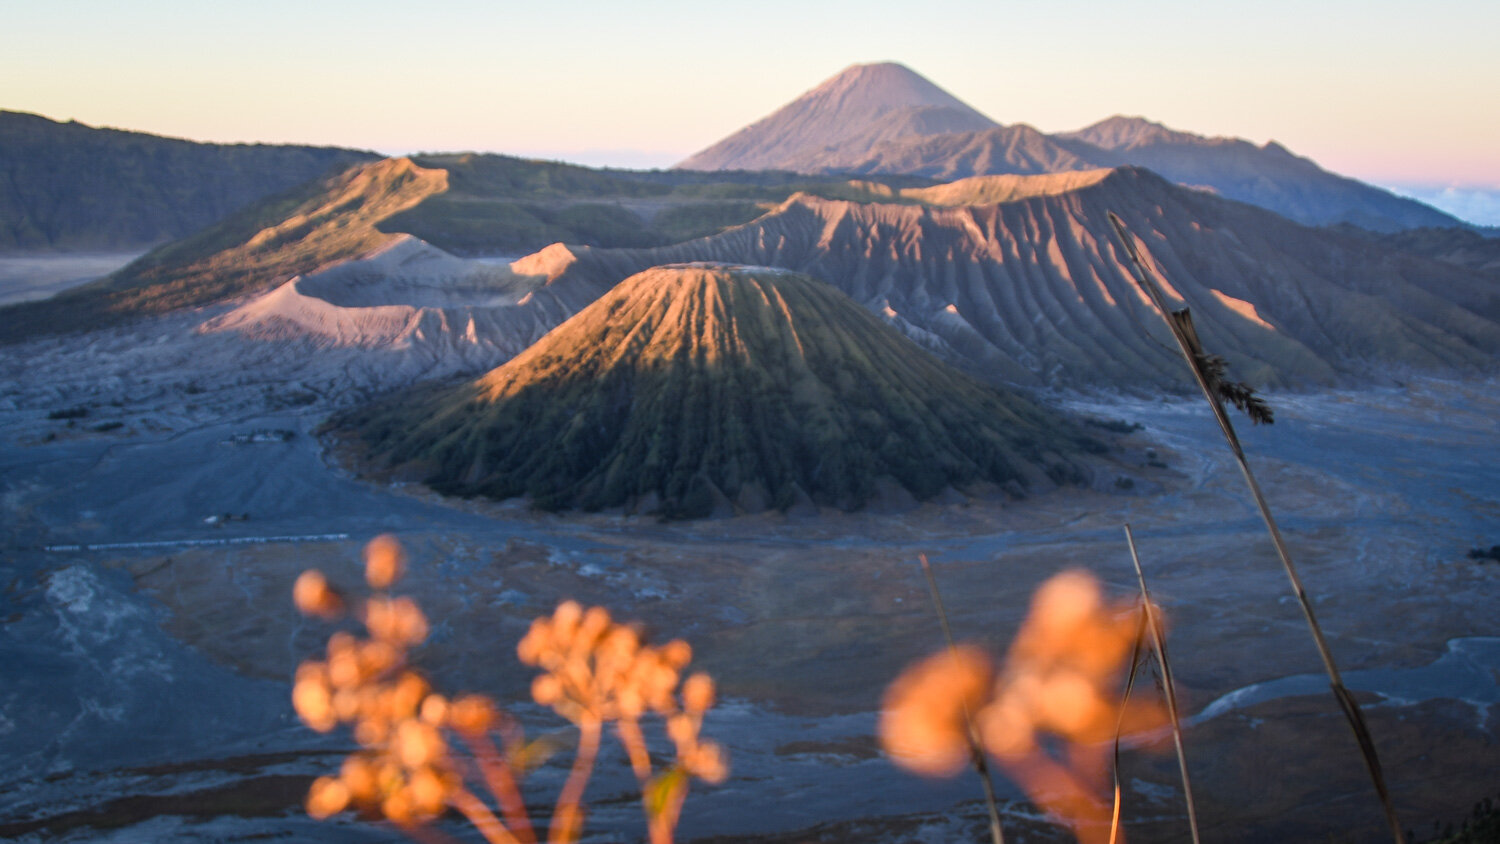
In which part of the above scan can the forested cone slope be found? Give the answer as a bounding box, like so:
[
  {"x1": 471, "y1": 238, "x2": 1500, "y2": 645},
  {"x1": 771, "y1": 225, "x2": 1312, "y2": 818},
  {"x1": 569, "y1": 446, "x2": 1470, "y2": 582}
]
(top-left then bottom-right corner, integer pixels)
[{"x1": 336, "y1": 265, "x2": 1102, "y2": 517}]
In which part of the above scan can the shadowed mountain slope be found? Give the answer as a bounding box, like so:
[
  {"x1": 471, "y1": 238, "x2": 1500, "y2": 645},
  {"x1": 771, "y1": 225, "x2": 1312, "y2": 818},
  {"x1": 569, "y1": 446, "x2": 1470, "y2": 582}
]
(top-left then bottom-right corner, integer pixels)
[
  {"x1": 1334, "y1": 224, "x2": 1500, "y2": 280},
  {"x1": 0, "y1": 110, "x2": 376, "y2": 252},
  {"x1": 799, "y1": 124, "x2": 1097, "y2": 180},
  {"x1": 676, "y1": 62, "x2": 997, "y2": 172},
  {"x1": 0, "y1": 157, "x2": 448, "y2": 342},
  {"x1": 336, "y1": 264, "x2": 1102, "y2": 517},
  {"x1": 1054, "y1": 116, "x2": 1463, "y2": 231}
]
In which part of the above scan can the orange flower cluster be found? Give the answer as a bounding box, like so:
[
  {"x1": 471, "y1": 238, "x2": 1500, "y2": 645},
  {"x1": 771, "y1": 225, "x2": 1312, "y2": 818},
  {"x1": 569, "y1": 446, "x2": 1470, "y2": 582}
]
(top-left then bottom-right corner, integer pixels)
[
  {"x1": 291, "y1": 537, "x2": 726, "y2": 844},
  {"x1": 519, "y1": 601, "x2": 728, "y2": 844},
  {"x1": 293, "y1": 536, "x2": 475, "y2": 828},
  {"x1": 880, "y1": 569, "x2": 1165, "y2": 844}
]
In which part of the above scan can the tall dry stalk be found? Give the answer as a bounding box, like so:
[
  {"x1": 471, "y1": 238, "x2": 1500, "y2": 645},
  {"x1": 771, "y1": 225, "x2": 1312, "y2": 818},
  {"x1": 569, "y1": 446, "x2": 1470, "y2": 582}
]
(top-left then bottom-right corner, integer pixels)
[
  {"x1": 917, "y1": 554, "x2": 1007, "y2": 844},
  {"x1": 1107, "y1": 212, "x2": 1404, "y2": 844},
  {"x1": 1109, "y1": 608, "x2": 1149, "y2": 844},
  {"x1": 1123, "y1": 524, "x2": 1200, "y2": 844}
]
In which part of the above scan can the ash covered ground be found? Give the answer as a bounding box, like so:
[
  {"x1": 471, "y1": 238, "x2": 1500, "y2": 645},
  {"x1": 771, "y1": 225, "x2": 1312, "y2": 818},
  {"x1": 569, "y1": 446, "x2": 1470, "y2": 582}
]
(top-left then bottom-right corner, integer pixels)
[{"x1": 2, "y1": 306, "x2": 1498, "y2": 843}]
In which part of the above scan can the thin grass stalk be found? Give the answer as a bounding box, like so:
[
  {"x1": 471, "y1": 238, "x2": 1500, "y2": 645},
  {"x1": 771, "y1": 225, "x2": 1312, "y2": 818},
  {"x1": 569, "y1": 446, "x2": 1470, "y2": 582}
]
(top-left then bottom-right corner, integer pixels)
[
  {"x1": 615, "y1": 717, "x2": 652, "y2": 781},
  {"x1": 450, "y1": 787, "x2": 524, "y2": 844},
  {"x1": 549, "y1": 718, "x2": 601, "y2": 844},
  {"x1": 1109, "y1": 610, "x2": 1150, "y2": 844},
  {"x1": 463, "y1": 732, "x2": 537, "y2": 844},
  {"x1": 917, "y1": 553, "x2": 1006, "y2": 844},
  {"x1": 1107, "y1": 212, "x2": 1404, "y2": 844},
  {"x1": 1124, "y1": 523, "x2": 1201, "y2": 844}
]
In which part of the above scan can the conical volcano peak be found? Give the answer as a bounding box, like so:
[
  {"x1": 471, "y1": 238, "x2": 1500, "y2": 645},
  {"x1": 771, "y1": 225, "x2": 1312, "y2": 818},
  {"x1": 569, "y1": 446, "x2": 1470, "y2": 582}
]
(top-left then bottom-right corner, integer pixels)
[
  {"x1": 676, "y1": 62, "x2": 997, "y2": 172},
  {"x1": 802, "y1": 62, "x2": 982, "y2": 113},
  {"x1": 338, "y1": 263, "x2": 1102, "y2": 518}
]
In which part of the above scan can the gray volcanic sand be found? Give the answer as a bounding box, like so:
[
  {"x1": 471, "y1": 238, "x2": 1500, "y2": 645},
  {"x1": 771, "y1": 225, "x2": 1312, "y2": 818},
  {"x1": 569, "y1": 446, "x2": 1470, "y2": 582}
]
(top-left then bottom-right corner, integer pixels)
[
  {"x1": 1, "y1": 309, "x2": 1498, "y2": 842},
  {"x1": 0, "y1": 253, "x2": 145, "y2": 306}
]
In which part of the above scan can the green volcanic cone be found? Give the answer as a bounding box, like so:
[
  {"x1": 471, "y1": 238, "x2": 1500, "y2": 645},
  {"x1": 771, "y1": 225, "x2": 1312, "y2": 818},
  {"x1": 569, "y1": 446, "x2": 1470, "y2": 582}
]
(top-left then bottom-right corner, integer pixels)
[{"x1": 337, "y1": 263, "x2": 1103, "y2": 518}]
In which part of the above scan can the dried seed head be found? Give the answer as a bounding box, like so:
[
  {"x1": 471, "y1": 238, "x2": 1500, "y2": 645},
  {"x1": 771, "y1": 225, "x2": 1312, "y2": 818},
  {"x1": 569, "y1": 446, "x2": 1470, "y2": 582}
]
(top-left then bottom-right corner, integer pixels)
[
  {"x1": 976, "y1": 693, "x2": 1035, "y2": 760},
  {"x1": 388, "y1": 671, "x2": 431, "y2": 721},
  {"x1": 364, "y1": 534, "x2": 405, "y2": 590},
  {"x1": 293, "y1": 677, "x2": 337, "y2": 732},
  {"x1": 532, "y1": 674, "x2": 563, "y2": 706},
  {"x1": 517, "y1": 617, "x2": 552, "y2": 664},
  {"x1": 328, "y1": 645, "x2": 362, "y2": 689},
  {"x1": 660, "y1": 639, "x2": 692, "y2": 669},
  {"x1": 358, "y1": 639, "x2": 400, "y2": 679},
  {"x1": 683, "y1": 673, "x2": 715, "y2": 714},
  {"x1": 381, "y1": 787, "x2": 416, "y2": 827},
  {"x1": 306, "y1": 776, "x2": 350, "y2": 819},
  {"x1": 419, "y1": 694, "x2": 449, "y2": 726},
  {"x1": 293, "y1": 570, "x2": 344, "y2": 619},
  {"x1": 407, "y1": 766, "x2": 449, "y2": 817},
  {"x1": 447, "y1": 694, "x2": 496, "y2": 737},
  {"x1": 355, "y1": 717, "x2": 390, "y2": 747},
  {"x1": 576, "y1": 606, "x2": 611, "y2": 650},
  {"x1": 394, "y1": 719, "x2": 446, "y2": 770},
  {"x1": 666, "y1": 712, "x2": 696, "y2": 747},
  {"x1": 552, "y1": 600, "x2": 582, "y2": 640},
  {"x1": 340, "y1": 754, "x2": 381, "y2": 807},
  {"x1": 878, "y1": 645, "x2": 994, "y2": 778},
  {"x1": 685, "y1": 739, "x2": 729, "y2": 784}
]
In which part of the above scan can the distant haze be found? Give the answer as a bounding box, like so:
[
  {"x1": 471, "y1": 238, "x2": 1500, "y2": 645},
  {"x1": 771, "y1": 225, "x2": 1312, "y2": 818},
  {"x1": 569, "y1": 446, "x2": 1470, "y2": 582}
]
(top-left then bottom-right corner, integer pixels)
[
  {"x1": 1384, "y1": 185, "x2": 1500, "y2": 227},
  {"x1": 4, "y1": 0, "x2": 1496, "y2": 191}
]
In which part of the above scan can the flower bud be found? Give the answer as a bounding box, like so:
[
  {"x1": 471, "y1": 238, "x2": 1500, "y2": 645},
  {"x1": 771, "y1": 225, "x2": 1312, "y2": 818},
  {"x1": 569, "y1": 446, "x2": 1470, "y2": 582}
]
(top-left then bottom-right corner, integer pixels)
[
  {"x1": 306, "y1": 776, "x2": 350, "y2": 819},
  {"x1": 364, "y1": 534, "x2": 405, "y2": 590},
  {"x1": 293, "y1": 570, "x2": 344, "y2": 619},
  {"x1": 683, "y1": 673, "x2": 715, "y2": 714}
]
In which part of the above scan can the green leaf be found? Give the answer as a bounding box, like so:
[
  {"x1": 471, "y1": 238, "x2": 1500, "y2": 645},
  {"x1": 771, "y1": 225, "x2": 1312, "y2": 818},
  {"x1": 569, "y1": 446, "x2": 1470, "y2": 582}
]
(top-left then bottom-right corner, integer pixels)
[{"x1": 644, "y1": 767, "x2": 688, "y2": 820}]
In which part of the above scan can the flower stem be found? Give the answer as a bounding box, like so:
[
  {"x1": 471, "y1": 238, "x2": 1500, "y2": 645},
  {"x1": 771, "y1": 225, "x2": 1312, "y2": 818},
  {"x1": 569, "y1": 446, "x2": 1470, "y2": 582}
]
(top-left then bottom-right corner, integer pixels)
[{"x1": 918, "y1": 554, "x2": 1006, "y2": 844}]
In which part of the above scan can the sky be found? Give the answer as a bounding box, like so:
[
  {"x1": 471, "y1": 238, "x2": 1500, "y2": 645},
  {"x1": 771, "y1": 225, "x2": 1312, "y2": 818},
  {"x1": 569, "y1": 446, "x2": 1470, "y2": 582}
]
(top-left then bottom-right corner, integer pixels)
[{"x1": 5, "y1": 0, "x2": 1498, "y2": 221}]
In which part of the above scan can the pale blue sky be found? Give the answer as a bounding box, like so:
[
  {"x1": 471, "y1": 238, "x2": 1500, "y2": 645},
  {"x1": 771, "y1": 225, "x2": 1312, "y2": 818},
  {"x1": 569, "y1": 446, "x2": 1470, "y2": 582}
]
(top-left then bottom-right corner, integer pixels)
[{"x1": 4, "y1": 0, "x2": 1497, "y2": 196}]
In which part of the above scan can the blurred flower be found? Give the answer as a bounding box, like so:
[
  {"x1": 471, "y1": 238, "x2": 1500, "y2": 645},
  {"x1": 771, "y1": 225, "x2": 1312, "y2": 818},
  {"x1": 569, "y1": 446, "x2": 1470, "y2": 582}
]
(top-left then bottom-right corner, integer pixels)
[
  {"x1": 879, "y1": 645, "x2": 993, "y2": 777},
  {"x1": 880, "y1": 569, "x2": 1166, "y2": 844},
  {"x1": 292, "y1": 538, "x2": 725, "y2": 844},
  {"x1": 992, "y1": 569, "x2": 1146, "y2": 749},
  {"x1": 293, "y1": 569, "x2": 343, "y2": 619},
  {"x1": 364, "y1": 533, "x2": 405, "y2": 590},
  {"x1": 307, "y1": 776, "x2": 351, "y2": 819},
  {"x1": 519, "y1": 601, "x2": 729, "y2": 843}
]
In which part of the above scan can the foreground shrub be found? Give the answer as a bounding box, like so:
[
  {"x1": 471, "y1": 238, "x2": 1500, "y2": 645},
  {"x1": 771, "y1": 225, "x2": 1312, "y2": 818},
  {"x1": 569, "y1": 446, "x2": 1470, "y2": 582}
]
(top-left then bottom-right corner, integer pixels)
[{"x1": 292, "y1": 534, "x2": 726, "y2": 844}]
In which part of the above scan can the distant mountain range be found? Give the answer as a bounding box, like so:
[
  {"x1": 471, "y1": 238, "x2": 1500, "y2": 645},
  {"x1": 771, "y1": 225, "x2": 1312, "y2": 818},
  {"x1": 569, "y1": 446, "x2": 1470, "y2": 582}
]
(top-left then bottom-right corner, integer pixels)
[
  {"x1": 333, "y1": 264, "x2": 1104, "y2": 516},
  {"x1": 676, "y1": 62, "x2": 1465, "y2": 232},
  {"x1": 0, "y1": 110, "x2": 377, "y2": 252},
  {"x1": 4, "y1": 68, "x2": 1496, "y2": 392},
  {"x1": 0, "y1": 153, "x2": 927, "y2": 343}
]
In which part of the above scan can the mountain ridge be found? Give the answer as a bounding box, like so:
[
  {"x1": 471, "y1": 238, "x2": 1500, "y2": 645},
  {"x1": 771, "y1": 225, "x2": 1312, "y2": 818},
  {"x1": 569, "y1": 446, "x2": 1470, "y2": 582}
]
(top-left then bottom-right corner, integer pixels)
[
  {"x1": 202, "y1": 165, "x2": 1500, "y2": 392},
  {"x1": 0, "y1": 110, "x2": 378, "y2": 252},
  {"x1": 510, "y1": 167, "x2": 1500, "y2": 388}
]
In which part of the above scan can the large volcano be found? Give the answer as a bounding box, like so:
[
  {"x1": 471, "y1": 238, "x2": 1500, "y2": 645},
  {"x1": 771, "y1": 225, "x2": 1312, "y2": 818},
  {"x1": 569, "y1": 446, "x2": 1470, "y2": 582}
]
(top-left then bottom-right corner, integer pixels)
[
  {"x1": 335, "y1": 264, "x2": 1103, "y2": 518},
  {"x1": 676, "y1": 62, "x2": 998, "y2": 173}
]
